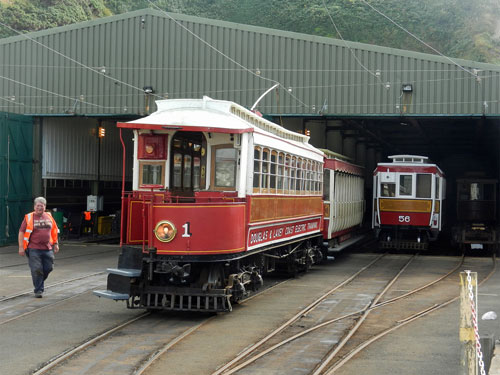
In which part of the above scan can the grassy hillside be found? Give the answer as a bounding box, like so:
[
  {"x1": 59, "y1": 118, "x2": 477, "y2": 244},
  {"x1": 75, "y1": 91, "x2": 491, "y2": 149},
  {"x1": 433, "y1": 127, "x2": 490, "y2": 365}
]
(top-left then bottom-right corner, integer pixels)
[{"x1": 1, "y1": 0, "x2": 499, "y2": 64}]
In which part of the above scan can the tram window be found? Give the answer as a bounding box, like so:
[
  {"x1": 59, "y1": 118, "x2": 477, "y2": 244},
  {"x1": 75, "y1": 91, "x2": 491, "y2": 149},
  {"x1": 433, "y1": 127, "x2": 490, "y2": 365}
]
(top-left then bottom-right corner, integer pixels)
[
  {"x1": 296, "y1": 158, "x2": 303, "y2": 193},
  {"x1": 315, "y1": 163, "x2": 321, "y2": 193},
  {"x1": 183, "y1": 155, "x2": 192, "y2": 188},
  {"x1": 284, "y1": 155, "x2": 290, "y2": 192},
  {"x1": 399, "y1": 175, "x2": 413, "y2": 196},
  {"x1": 193, "y1": 157, "x2": 201, "y2": 190},
  {"x1": 304, "y1": 160, "x2": 309, "y2": 193},
  {"x1": 270, "y1": 152, "x2": 277, "y2": 190},
  {"x1": 262, "y1": 149, "x2": 269, "y2": 191},
  {"x1": 139, "y1": 161, "x2": 165, "y2": 186},
  {"x1": 277, "y1": 153, "x2": 284, "y2": 191},
  {"x1": 484, "y1": 183, "x2": 495, "y2": 201},
  {"x1": 290, "y1": 157, "x2": 296, "y2": 192},
  {"x1": 173, "y1": 138, "x2": 183, "y2": 149},
  {"x1": 214, "y1": 147, "x2": 237, "y2": 189},
  {"x1": 173, "y1": 153, "x2": 182, "y2": 188},
  {"x1": 416, "y1": 174, "x2": 432, "y2": 198},
  {"x1": 381, "y1": 183, "x2": 395, "y2": 197},
  {"x1": 302, "y1": 159, "x2": 307, "y2": 193},
  {"x1": 436, "y1": 177, "x2": 440, "y2": 199},
  {"x1": 323, "y1": 170, "x2": 330, "y2": 200},
  {"x1": 318, "y1": 164, "x2": 323, "y2": 194},
  {"x1": 253, "y1": 147, "x2": 261, "y2": 189}
]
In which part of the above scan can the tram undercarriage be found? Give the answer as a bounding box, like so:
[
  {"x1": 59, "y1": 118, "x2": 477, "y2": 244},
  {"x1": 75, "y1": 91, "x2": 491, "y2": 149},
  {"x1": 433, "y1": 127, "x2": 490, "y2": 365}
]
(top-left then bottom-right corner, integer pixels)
[
  {"x1": 100, "y1": 237, "x2": 325, "y2": 312},
  {"x1": 377, "y1": 227, "x2": 438, "y2": 251}
]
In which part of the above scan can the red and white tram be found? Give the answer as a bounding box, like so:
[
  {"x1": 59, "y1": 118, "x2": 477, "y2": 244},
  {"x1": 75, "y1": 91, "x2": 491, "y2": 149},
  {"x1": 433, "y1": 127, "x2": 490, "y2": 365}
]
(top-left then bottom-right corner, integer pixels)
[
  {"x1": 372, "y1": 155, "x2": 445, "y2": 250},
  {"x1": 95, "y1": 97, "x2": 364, "y2": 312}
]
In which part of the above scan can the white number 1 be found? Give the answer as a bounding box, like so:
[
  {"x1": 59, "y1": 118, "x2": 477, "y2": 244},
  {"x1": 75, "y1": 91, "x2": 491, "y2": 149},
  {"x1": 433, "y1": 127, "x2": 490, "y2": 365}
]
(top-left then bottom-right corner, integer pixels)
[{"x1": 182, "y1": 222, "x2": 192, "y2": 237}]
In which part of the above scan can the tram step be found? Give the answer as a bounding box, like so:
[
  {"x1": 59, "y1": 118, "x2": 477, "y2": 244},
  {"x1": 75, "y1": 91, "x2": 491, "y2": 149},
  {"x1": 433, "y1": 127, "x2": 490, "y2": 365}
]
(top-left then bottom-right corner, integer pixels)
[
  {"x1": 93, "y1": 290, "x2": 130, "y2": 300},
  {"x1": 107, "y1": 268, "x2": 142, "y2": 277}
]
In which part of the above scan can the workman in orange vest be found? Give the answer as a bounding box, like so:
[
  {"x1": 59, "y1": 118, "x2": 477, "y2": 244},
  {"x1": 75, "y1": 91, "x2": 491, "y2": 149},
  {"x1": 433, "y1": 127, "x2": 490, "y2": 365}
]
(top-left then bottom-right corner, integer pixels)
[{"x1": 18, "y1": 197, "x2": 60, "y2": 298}]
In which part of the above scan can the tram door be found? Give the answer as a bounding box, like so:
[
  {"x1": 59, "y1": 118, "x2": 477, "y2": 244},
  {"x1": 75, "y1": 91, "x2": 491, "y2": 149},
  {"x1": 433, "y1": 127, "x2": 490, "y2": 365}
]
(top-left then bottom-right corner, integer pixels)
[{"x1": 170, "y1": 132, "x2": 206, "y2": 196}]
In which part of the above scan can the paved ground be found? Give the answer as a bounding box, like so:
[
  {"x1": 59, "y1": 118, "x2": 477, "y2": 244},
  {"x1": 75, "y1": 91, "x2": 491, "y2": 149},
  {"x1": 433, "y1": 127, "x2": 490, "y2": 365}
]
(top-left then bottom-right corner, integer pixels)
[{"x1": 1, "y1": 242, "x2": 500, "y2": 374}]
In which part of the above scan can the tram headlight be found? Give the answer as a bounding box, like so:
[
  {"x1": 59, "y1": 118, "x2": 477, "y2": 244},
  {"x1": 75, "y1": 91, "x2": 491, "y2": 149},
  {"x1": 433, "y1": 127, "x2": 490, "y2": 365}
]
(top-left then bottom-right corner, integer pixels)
[{"x1": 154, "y1": 220, "x2": 177, "y2": 243}]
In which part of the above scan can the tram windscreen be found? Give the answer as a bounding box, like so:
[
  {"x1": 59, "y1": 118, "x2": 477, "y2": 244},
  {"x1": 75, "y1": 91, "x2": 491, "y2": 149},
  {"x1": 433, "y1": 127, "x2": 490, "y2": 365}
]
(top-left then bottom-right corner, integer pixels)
[{"x1": 416, "y1": 174, "x2": 432, "y2": 198}]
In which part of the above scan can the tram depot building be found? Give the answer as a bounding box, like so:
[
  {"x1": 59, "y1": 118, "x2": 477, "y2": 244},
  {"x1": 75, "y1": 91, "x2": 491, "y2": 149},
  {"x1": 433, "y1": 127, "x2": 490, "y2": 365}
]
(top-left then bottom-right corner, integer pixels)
[{"x1": 1, "y1": 8, "x2": 500, "y2": 245}]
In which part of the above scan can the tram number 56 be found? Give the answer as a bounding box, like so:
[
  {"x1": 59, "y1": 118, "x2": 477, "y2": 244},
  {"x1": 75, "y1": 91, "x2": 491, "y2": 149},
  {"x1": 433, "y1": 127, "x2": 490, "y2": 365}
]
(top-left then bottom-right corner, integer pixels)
[{"x1": 398, "y1": 215, "x2": 411, "y2": 223}]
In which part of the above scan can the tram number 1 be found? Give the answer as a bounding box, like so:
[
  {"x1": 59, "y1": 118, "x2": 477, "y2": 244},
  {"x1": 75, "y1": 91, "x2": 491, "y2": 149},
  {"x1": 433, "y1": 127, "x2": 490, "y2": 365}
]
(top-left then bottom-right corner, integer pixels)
[
  {"x1": 398, "y1": 215, "x2": 411, "y2": 223},
  {"x1": 182, "y1": 222, "x2": 192, "y2": 237}
]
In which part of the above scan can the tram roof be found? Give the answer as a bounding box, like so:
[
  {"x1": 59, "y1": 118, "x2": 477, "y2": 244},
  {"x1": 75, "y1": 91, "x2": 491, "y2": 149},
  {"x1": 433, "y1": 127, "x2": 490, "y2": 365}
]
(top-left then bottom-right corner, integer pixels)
[
  {"x1": 119, "y1": 97, "x2": 307, "y2": 140},
  {"x1": 118, "y1": 97, "x2": 324, "y2": 160}
]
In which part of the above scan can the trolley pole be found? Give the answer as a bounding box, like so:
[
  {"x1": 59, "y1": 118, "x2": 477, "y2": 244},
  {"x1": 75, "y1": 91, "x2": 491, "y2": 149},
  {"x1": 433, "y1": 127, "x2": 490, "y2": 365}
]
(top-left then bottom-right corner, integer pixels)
[{"x1": 460, "y1": 271, "x2": 478, "y2": 375}]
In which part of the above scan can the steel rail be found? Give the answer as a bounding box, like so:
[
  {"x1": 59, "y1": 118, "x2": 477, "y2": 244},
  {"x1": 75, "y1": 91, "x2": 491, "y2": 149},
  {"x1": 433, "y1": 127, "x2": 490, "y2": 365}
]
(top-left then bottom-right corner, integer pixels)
[
  {"x1": 0, "y1": 271, "x2": 106, "y2": 302},
  {"x1": 211, "y1": 253, "x2": 387, "y2": 375},
  {"x1": 311, "y1": 254, "x2": 417, "y2": 375},
  {"x1": 324, "y1": 255, "x2": 497, "y2": 374},
  {"x1": 0, "y1": 248, "x2": 118, "y2": 269},
  {"x1": 216, "y1": 254, "x2": 464, "y2": 374},
  {"x1": 0, "y1": 289, "x2": 96, "y2": 326},
  {"x1": 32, "y1": 312, "x2": 150, "y2": 375},
  {"x1": 133, "y1": 278, "x2": 290, "y2": 375},
  {"x1": 32, "y1": 277, "x2": 290, "y2": 375}
]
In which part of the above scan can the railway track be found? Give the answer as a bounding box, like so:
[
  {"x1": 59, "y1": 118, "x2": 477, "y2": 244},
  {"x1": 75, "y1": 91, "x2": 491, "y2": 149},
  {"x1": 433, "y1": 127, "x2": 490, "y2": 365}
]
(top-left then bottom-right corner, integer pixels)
[
  {"x1": 29, "y1": 278, "x2": 291, "y2": 375},
  {"x1": 325, "y1": 255, "x2": 497, "y2": 375},
  {"x1": 2, "y1": 252, "x2": 492, "y2": 375},
  {"x1": 0, "y1": 272, "x2": 108, "y2": 325},
  {"x1": 26, "y1": 254, "x2": 388, "y2": 375},
  {"x1": 210, "y1": 253, "x2": 476, "y2": 375},
  {"x1": 0, "y1": 248, "x2": 118, "y2": 269}
]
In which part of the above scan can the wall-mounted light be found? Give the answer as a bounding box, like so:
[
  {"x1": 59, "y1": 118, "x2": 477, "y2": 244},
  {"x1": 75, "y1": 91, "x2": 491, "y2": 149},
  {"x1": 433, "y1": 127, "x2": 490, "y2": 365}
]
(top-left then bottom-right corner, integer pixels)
[
  {"x1": 98, "y1": 126, "x2": 106, "y2": 138},
  {"x1": 143, "y1": 86, "x2": 154, "y2": 94},
  {"x1": 402, "y1": 84, "x2": 413, "y2": 92}
]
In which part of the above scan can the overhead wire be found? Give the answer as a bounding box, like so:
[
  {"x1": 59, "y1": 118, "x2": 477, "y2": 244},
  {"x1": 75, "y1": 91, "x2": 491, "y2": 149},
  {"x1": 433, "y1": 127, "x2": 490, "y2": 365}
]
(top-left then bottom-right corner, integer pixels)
[
  {"x1": 0, "y1": 74, "x2": 106, "y2": 109},
  {"x1": 145, "y1": 0, "x2": 310, "y2": 110},
  {"x1": 320, "y1": 0, "x2": 385, "y2": 87},
  {"x1": 0, "y1": 19, "x2": 163, "y2": 100},
  {"x1": 358, "y1": 0, "x2": 479, "y2": 78}
]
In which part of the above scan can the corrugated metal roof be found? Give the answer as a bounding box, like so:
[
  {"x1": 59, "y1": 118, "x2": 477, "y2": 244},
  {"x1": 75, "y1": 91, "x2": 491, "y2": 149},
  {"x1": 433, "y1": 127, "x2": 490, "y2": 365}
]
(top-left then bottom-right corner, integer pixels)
[{"x1": 1, "y1": 8, "x2": 500, "y2": 116}]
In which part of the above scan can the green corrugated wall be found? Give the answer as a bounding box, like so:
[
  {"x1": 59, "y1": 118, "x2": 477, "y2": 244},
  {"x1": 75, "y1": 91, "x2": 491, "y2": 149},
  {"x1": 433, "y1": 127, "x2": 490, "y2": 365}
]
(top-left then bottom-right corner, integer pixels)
[
  {"x1": 0, "y1": 112, "x2": 33, "y2": 245},
  {"x1": 0, "y1": 9, "x2": 499, "y2": 117}
]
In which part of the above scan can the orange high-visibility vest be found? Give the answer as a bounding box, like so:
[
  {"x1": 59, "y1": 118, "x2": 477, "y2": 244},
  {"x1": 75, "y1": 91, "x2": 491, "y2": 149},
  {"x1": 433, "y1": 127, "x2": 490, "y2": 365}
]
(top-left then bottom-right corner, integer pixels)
[{"x1": 22, "y1": 212, "x2": 59, "y2": 250}]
